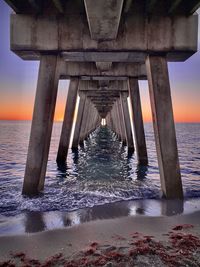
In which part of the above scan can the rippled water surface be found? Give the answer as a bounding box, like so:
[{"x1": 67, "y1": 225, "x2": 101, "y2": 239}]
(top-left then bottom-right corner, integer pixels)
[{"x1": 0, "y1": 121, "x2": 200, "y2": 216}]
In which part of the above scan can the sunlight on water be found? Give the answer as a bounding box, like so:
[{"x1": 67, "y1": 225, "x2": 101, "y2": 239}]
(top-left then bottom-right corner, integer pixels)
[{"x1": 0, "y1": 121, "x2": 199, "y2": 216}]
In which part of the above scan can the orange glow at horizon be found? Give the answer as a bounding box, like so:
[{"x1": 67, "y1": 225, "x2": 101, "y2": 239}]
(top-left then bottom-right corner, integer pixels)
[
  {"x1": 0, "y1": 85, "x2": 199, "y2": 123},
  {"x1": 1, "y1": 103, "x2": 200, "y2": 123}
]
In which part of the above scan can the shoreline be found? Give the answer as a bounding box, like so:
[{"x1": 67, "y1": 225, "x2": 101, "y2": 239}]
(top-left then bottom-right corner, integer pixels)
[
  {"x1": 0, "y1": 209, "x2": 200, "y2": 266},
  {"x1": 1, "y1": 198, "x2": 200, "y2": 237}
]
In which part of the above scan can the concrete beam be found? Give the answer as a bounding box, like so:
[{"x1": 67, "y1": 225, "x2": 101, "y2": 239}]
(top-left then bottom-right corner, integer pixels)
[
  {"x1": 95, "y1": 62, "x2": 112, "y2": 71},
  {"x1": 59, "y1": 62, "x2": 146, "y2": 79},
  {"x1": 168, "y1": 0, "x2": 182, "y2": 14},
  {"x1": 84, "y1": 0, "x2": 124, "y2": 40},
  {"x1": 52, "y1": 0, "x2": 64, "y2": 13},
  {"x1": 11, "y1": 13, "x2": 198, "y2": 62},
  {"x1": 56, "y1": 78, "x2": 79, "y2": 164},
  {"x1": 28, "y1": 0, "x2": 42, "y2": 14},
  {"x1": 80, "y1": 76, "x2": 130, "y2": 81},
  {"x1": 146, "y1": 55, "x2": 183, "y2": 199},
  {"x1": 22, "y1": 55, "x2": 60, "y2": 195},
  {"x1": 5, "y1": 0, "x2": 22, "y2": 13},
  {"x1": 77, "y1": 80, "x2": 128, "y2": 91},
  {"x1": 62, "y1": 52, "x2": 146, "y2": 62},
  {"x1": 186, "y1": 0, "x2": 200, "y2": 15},
  {"x1": 146, "y1": 0, "x2": 157, "y2": 14}
]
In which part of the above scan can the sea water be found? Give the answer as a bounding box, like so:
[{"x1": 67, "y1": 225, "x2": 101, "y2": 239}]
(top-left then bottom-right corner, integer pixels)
[{"x1": 0, "y1": 121, "x2": 200, "y2": 217}]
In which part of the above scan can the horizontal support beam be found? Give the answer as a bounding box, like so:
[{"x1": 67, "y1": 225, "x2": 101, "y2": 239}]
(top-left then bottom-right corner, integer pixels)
[
  {"x1": 77, "y1": 80, "x2": 128, "y2": 91},
  {"x1": 84, "y1": 0, "x2": 124, "y2": 40},
  {"x1": 59, "y1": 62, "x2": 146, "y2": 79},
  {"x1": 11, "y1": 13, "x2": 198, "y2": 62},
  {"x1": 62, "y1": 51, "x2": 146, "y2": 62}
]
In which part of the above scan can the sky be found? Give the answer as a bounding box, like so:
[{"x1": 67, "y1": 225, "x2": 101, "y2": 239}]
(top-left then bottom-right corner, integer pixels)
[{"x1": 0, "y1": 2, "x2": 200, "y2": 122}]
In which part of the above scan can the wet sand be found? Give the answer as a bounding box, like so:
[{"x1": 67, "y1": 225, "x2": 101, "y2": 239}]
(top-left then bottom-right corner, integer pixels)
[{"x1": 0, "y1": 207, "x2": 200, "y2": 266}]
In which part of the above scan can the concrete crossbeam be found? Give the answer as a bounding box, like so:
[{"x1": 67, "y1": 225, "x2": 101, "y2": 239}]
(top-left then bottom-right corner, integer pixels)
[
  {"x1": 11, "y1": 13, "x2": 198, "y2": 62},
  {"x1": 59, "y1": 62, "x2": 146, "y2": 79},
  {"x1": 84, "y1": 0, "x2": 123, "y2": 40},
  {"x1": 77, "y1": 80, "x2": 128, "y2": 91},
  {"x1": 62, "y1": 52, "x2": 146, "y2": 62}
]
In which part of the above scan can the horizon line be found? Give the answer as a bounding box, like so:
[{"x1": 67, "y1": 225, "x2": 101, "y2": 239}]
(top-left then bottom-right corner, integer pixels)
[{"x1": 0, "y1": 119, "x2": 200, "y2": 124}]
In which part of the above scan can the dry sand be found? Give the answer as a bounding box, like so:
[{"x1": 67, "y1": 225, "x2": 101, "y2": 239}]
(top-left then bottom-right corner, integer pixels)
[{"x1": 0, "y1": 210, "x2": 200, "y2": 266}]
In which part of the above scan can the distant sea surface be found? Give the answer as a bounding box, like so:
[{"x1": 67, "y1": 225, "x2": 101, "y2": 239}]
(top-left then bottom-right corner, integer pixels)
[{"x1": 0, "y1": 121, "x2": 200, "y2": 217}]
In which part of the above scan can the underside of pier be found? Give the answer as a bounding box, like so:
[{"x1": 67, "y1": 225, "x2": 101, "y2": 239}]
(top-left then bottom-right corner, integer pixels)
[{"x1": 4, "y1": 0, "x2": 200, "y2": 198}]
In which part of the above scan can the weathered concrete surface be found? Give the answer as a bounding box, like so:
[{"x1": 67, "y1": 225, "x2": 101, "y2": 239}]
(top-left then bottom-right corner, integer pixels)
[
  {"x1": 84, "y1": 0, "x2": 123, "y2": 40},
  {"x1": 146, "y1": 55, "x2": 183, "y2": 199},
  {"x1": 128, "y1": 78, "x2": 148, "y2": 165},
  {"x1": 79, "y1": 97, "x2": 90, "y2": 143},
  {"x1": 116, "y1": 98, "x2": 126, "y2": 145},
  {"x1": 59, "y1": 62, "x2": 146, "y2": 79},
  {"x1": 11, "y1": 13, "x2": 198, "y2": 61},
  {"x1": 23, "y1": 55, "x2": 60, "y2": 195},
  {"x1": 120, "y1": 91, "x2": 134, "y2": 152},
  {"x1": 78, "y1": 80, "x2": 127, "y2": 91},
  {"x1": 56, "y1": 78, "x2": 79, "y2": 164},
  {"x1": 72, "y1": 91, "x2": 86, "y2": 150}
]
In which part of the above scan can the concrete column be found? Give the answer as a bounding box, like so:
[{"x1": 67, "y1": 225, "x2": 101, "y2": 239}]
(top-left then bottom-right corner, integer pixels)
[
  {"x1": 114, "y1": 102, "x2": 121, "y2": 138},
  {"x1": 128, "y1": 78, "x2": 148, "y2": 165},
  {"x1": 85, "y1": 101, "x2": 94, "y2": 138},
  {"x1": 110, "y1": 110, "x2": 114, "y2": 132},
  {"x1": 109, "y1": 111, "x2": 114, "y2": 131},
  {"x1": 146, "y1": 55, "x2": 183, "y2": 199},
  {"x1": 106, "y1": 113, "x2": 111, "y2": 129},
  {"x1": 114, "y1": 101, "x2": 122, "y2": 141},
  {"x1": 23, "y1": 55, "x2": 60, "y2": 195},
  {"x1": 120, "y1": 91, "x2": 134, "y2": 152},
  {"x1": 116, "y1": 98, "x2": 126, "y2": 145},
  {"x1": 72, "y1": 91, "x2": 86, "y2": 150},
  {"x1": 111, "y1": 106, "x2": 117, "y2": 135},
  {"x1": 79, "y1": 97, "x2": 90, "y2": 143},
  {"x1": 89, "y1": 107, "x2": 97, "y2": 134},
  {"x1": 56, "y1": 78, "x2": 79, "y2": 164}
]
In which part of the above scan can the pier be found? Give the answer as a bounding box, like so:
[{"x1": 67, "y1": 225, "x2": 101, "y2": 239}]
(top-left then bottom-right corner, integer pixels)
[{"x1": 4, "y1": 0, "x2": 200, "y2": 198}]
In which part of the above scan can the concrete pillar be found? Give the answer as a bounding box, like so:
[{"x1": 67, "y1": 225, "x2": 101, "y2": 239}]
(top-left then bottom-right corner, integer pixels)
[
  {"x1": 111, "y1": 106, "x2": 117, "y2": 135},
  {"x1": 114, "y1": 101, "x2": 122, "y2": 141},
  {"x1": 56, "y1": 78, "x2": 79, "y2": 164},
  {"x1": 120, "y1": 91, "x2": 134, "y2": 152},
  {"x1": 23, "y1": 55, "x2": 60, "y2": 195},
  {"x1": 84, "y1": 101, "x2": 94, "y2": 138},
  {"x1": 146, "y1": 55, "x2": 183, "y2": 199},
  {"x1": 72, "y1": 91, "x2": 86, "y2": 150},
  {"x1": 79, "y1": 97, "x2": 90, "y2": 143},
  {"x1": 116, "y1": 98, "x2": 126, "y2": 145},
  {"x1": 128, "y1": 78, "x2": 148, "y2": 165},
  {"x1": 89, "y1": 106, "x2": 96, "y2": 134},
  {"x1": 114, "y1": 102, "x2": 121, "y2": 138},
  {"x1": 109, "y1": 111, "x2": 114, "y2": 131}
]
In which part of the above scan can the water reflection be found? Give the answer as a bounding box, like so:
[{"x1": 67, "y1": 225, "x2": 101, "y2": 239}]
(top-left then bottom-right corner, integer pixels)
[
  {"x1": 135, "y1": 165, "x2": 148, "y2": 180},
  {"x1": 24, "y1": 211, "x2": 46, "y2": 233},
  {"x1": 9, "y1": 198, "x2": 187, "y2": 235}
]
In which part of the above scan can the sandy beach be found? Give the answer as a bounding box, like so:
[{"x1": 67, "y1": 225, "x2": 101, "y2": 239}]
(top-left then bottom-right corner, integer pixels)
[{"x1": 0, "y1": 207, "x2": 200, "y2": 266}]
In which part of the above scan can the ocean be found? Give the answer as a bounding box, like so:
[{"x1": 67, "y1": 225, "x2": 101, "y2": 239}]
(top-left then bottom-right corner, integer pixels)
[{"x1": 0, "y1": 121, "x2": 200, "y2": 218}]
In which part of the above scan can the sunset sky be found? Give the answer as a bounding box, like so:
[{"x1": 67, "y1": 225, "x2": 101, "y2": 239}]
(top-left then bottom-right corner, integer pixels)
[{"x1": 0, "y1": 2, "x2": 200, "y2": 123}]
